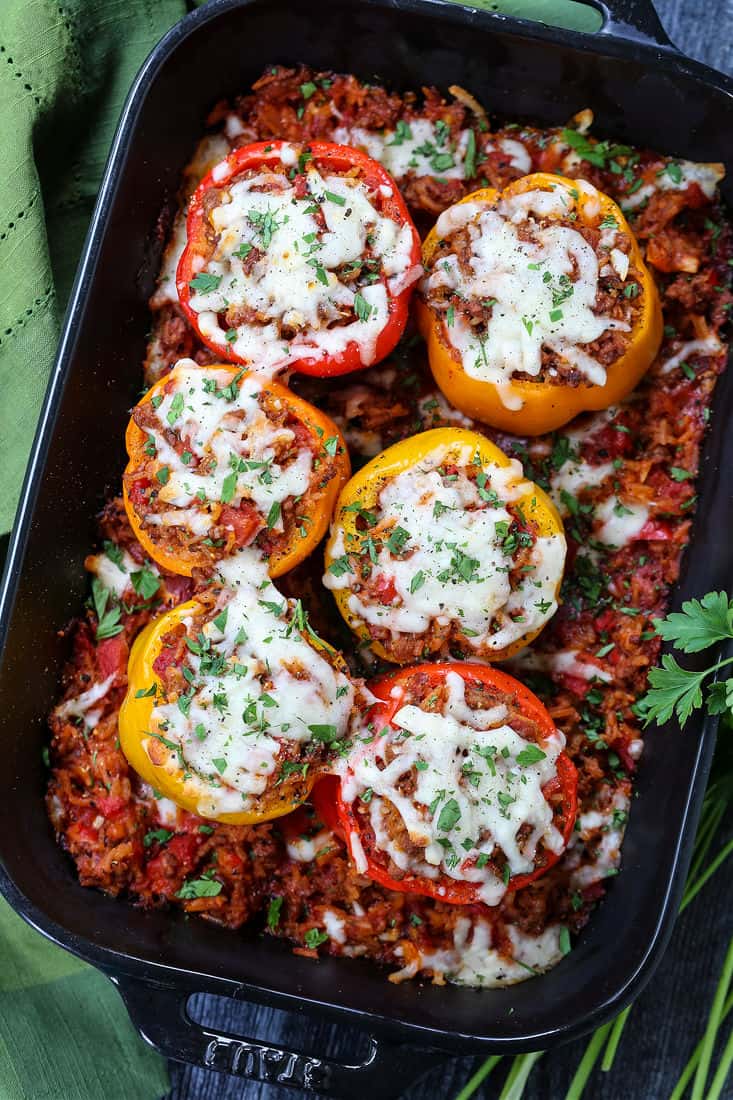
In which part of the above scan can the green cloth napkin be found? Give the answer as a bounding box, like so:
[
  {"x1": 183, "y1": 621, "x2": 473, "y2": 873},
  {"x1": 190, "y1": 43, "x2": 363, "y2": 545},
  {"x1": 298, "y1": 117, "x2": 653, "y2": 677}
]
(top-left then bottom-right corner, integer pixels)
[
  {"x1": 0, "y1": 0, "x2": 188, "y2": 534},
  {"x1": 0, "y1": 5, "x2": 186, "y2": 1095},
  {"x1": 0, "y1": 898, "x2": 170, "y2": 1100}
]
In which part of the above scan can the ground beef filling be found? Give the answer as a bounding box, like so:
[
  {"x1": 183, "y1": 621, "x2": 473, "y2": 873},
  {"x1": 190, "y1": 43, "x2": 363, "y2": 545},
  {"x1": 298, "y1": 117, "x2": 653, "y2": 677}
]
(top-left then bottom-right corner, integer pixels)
[
  {"x1": 426, "y1": 205, "x2": 643, "y2": 387},
  {"x1": 125, "y1": 386, "x2": 332, "y2": 569},
  {"x1": 351, "y1": 672, "x2": 563, "y2": 889},
  {"x1": 335, "y1": 461, "x2": 541, "y2": 663}
]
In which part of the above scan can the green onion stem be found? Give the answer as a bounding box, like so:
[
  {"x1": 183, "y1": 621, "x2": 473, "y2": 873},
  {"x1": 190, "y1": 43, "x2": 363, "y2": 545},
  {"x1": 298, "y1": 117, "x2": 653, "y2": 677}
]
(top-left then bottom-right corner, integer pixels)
[
  {"x1": 680, "y1": 836, "x2": 733, "y2": 913},
  {"x1": 563, "y1": 1023, "x2": 612, "y2": 1100},
  {"x1": 705, "y1": 1024, "x2": 733, "y2": 1100},
  {"x1": 690, "y1": 934, "x2": 733, "y2": 1100},
  {"x1": 688, "y1": 801, "x2": 725, "y2": 884},
  {"x1": 601, "y1": 1005, "x2": 632, "y2": 1071},
  {"x1": 453, "y1": 1055, "x2": 502, "y2": 1100},
  {"x1": 498, "y1": 1052, "x2": 544, "y2": 1100},
  {"x1": 669, "y1": 989, "x2": 733, "y2": 1100}
]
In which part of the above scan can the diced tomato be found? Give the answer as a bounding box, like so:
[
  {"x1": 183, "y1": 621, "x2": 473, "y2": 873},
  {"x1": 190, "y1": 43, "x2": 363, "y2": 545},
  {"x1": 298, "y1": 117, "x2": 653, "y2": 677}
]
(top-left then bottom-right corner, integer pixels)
[
  {"x1": 638, "y1": 518, "x2": 674, "y2": 541},
  {"x1": 162, "y1": 573, "x2": 194, "y2": 606},
  {"x1": 219, "y1": 502, "x2": 264, "y2": 546},
  {"x1": 559, "y1": 674, "x2": 591, "y2": 699},
  {"x1": 374, "y1": 574, "x2": 398, "y2": 605},
  {"x1": 97, "y1": 634, "x2": 128, "y2": 679},
  {"x1": 584, "y1": 423, "x2": 634, "y2": 460},
  {"x1": 615, "y1": 741, "x2": 637, "y2": 774},
  {"x1": 166, "y1": 833, "x2": 201, "y2": 867},
  {"x1": 152, "y1": 642, "x2": 182, "y2": 678},
  {"x1": 96, "y1": 794, "x2": 127, "y2": 818},
  {"x1": 594, "y1": 609, "x2": 616, "y2": 633}
]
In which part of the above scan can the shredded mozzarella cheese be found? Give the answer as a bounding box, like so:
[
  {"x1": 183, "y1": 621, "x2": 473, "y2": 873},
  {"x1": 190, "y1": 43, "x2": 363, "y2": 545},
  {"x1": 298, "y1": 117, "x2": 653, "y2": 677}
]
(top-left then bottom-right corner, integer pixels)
[
  {"x1": 342, "y1": 671, "x2": 565, "y2": 907},
  {"x1": 332, "y1": 120, "x2": 474, "y2": 181},
  {"x1": 324, "y1": 443, "x2": 566, "y2": 652},
  {"x1": 424, "y1": 183, "x2": 632, "y2": 408},
  {"x1": 186, "y1": 152, "x2": 418, "y2": 373},
  {"x1": 147, "y1": 549, "x2": 354, "y2": 818},
  {"x1": 139, "y1": 359, "x2": 313, "y2": 541}
]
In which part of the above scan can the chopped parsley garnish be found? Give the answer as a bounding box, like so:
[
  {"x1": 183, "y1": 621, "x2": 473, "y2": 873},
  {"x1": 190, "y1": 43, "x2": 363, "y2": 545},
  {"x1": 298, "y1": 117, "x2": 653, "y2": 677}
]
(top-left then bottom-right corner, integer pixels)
[
  {"x1": 304, "y1": 928, "x2": 329, "y2": 949},
  {"x1": 189, "y1": 272, "x2": 222, "y2": 294},
  {"x1": 267, "y1": 896, "x2": 284, "y2": 930},
  {"x1": 175, "y1": 877, "x2": 223, "y2": 900},
  {"x1": 144, "y1": 828, "x2": 173, "y2": 848},
  {"x1": 91, "y1": 578, "x2": 123, "y2": 641},
  {"x1": 354, "y1": 292, "x2": 372, "y2": 322},
  {"x1": 516, "y1": 744, "x2": 547, "y2": 767}
]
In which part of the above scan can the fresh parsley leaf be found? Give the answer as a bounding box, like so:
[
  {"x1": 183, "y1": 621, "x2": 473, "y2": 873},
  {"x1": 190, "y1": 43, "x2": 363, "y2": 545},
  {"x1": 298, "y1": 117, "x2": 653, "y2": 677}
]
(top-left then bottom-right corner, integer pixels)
[
  {"x1": 436, "y1": 798, "x2": 461, "y2": 832},
  {"x1": 267, "y1": 896, "x2": 284, "y2": 930},
  {"x1": 189, "y1": 272, "x2": 222, "y2": 294},
  {"x1": 516, "y1": 744, "x2": 547, "y2": 767},
  {"x1": 130, "y1": 566, "x2": 160, "y2": 600},
  {"x1": 144, "y1": 828, "x2": 173, "y2": 848},
  {"x1": 304, "y1": 928, "x2": 329, "y2": 949},
  {"x1": 175, "y1": 878, "x2": 222, "y2": 899},
  {"x1": 653, "y1": 593, "x2": 733, "y2": 654},
  {"x1": 637, "y1": 654, "x2": 709, "y2": 727}
]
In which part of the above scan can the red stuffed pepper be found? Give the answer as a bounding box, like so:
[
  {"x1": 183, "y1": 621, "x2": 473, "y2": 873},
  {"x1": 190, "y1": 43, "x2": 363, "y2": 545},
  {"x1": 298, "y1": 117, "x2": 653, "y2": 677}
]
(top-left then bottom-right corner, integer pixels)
[
  {"x1": 315, "y1": 662, "x2": 577, "y2": 906},
  {"x1": 177, "y1": 141, "x2": 422, "y2": 378}
]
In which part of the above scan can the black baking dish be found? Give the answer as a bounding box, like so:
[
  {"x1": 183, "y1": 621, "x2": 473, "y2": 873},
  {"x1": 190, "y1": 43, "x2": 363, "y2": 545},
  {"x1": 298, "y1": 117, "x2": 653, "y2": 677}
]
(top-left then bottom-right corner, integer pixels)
[{"x1": 2, "y1": 0, "x2": 733, "y2": 1095}]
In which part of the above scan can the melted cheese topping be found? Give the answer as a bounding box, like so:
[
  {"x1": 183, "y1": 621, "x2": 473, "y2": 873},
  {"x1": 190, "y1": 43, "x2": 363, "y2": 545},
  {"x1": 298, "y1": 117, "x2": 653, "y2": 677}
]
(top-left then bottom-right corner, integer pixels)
[
  {"x1": 342, "y1": 671, "x2": 565, "y2": 906},
  {"x1": 332, "y1": 120, "x2": 474, "y2": 181},
  {"x1": 187, "y1": 150, "x2": 418, "y2": 373},
  {"x1": 58, "y1": 674, "x2": 116, "y2": 729},
  {"x1": 324, "y1": 444, "x2": 566, "y2": 652},
  {"x1": 511, "y1": 647, "x2": 612, "y2": 684},
  {"x1": 390, "y1": 917, "x2": 564, "y2": 987},
  {"x1": 147, "y1": 550, "x2": 354, "y2": 818},
  {"x1": 659, "y1": 333, "x2": 723, "y2": 375},
  {"x1": 86, "y1": 545, "x2": 154, "y2": 599},
  {"x1": 593, "y1": 496, "x2": 648, "y2": 547},
  {"x1": 544, "y1": 409, "x2": 620, "y2": 514},
  {"x1": 485, "y1": 137, "x2": 532, "y2": 174},
  {"x1": 565, "y1": 790, "x2": 630, "y2": 888},
  {"x1": 139, "y1": 359, "x2": 313, "y2": 541},
  {"x1": 621, "y1": 159, "x2": 725, "y2": 211},
  {"x1": 424, "y1": 183, "x2": 632, "y2": 408}
]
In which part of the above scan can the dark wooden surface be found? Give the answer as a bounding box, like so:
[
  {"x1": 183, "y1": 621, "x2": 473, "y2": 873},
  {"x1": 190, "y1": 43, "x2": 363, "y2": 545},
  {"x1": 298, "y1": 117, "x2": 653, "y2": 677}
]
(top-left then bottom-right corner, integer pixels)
[{"x1": 167, "y1": 2, "x2": 733, "y2": 1097}]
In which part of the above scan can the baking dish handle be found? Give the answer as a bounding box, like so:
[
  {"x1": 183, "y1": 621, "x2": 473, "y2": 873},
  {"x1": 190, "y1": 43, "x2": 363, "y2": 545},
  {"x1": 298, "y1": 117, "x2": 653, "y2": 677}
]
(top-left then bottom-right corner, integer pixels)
[
  {"x1": 111, "y1": 975, "x2": 447, "y2": 1097},
  {"x1": 596, "y1": 0, "x2": 674, "y2": 48}
]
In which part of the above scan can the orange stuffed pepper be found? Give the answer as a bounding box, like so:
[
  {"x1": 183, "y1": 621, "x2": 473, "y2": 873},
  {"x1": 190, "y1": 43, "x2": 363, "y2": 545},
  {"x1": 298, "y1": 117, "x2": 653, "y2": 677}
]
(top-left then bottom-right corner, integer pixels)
[
  {"x1": 123, "y1": 358, "x2": 350, "y2": 578},
  {"x1": 418, "y1": 172, "x2": 663, "y2": 434}
]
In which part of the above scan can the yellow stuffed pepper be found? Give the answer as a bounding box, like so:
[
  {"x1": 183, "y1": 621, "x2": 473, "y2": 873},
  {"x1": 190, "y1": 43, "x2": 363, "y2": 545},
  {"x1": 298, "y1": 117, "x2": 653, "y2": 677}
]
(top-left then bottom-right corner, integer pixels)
[
  {"x1": 120, "y1": 553, "x2": 355, "y2": 824},
  {"x1": 418, "y1": 172, "x2": 663, "y2": 435},
  {"x1": 323, "y1": 427, "x2": 566, "y2": 663}
]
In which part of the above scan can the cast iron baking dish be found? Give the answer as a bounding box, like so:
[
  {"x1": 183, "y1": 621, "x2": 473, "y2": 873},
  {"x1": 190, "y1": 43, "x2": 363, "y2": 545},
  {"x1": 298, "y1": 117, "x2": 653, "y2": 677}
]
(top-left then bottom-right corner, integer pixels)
[{"x1": 1, "y1": 0, "x2": 733, "y2": 1094}]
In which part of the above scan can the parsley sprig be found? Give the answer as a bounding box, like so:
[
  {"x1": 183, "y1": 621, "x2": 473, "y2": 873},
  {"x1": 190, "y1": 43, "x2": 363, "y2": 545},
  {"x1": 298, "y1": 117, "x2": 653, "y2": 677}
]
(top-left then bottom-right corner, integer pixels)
[{"x1": 637, "y1": 592, "x2": 733, "y2": 727}]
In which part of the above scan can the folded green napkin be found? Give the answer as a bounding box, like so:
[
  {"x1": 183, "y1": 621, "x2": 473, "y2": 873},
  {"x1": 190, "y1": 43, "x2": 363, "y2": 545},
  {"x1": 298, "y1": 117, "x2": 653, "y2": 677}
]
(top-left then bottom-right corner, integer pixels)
[
  {"x1": 0, "y1": 0, "x2": 187, "y2": 534},
  {"x1": 0, "y1": 3, "x2": 186, "y2": 1095},
  {"x1": 0, "y1": 897, "x2": 170, "y2": 1100}
]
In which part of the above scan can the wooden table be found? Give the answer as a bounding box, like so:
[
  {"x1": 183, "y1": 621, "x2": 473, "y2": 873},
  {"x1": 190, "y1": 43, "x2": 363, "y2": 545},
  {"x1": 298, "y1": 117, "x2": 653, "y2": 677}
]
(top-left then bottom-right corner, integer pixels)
[{"x1": 169, "y1": 2, "x2": 733, "y2": 1096}]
